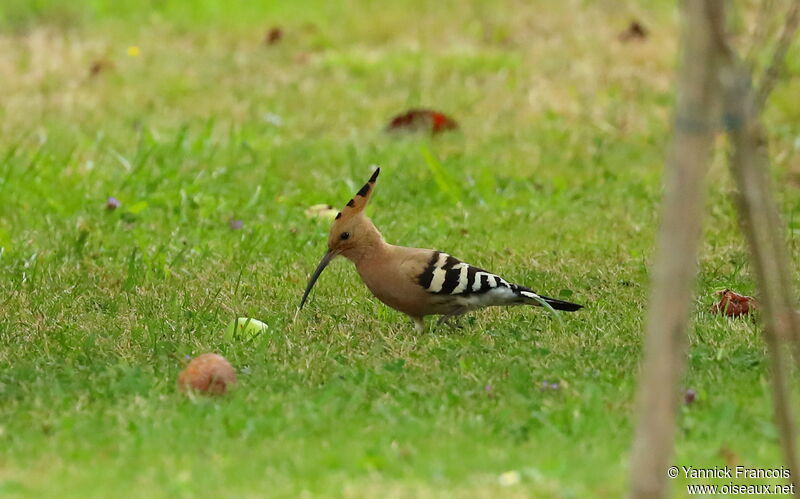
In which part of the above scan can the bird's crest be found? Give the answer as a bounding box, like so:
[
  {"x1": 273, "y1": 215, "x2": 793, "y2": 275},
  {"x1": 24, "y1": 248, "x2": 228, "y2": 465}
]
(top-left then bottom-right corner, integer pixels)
[{"x1": 334, "y1": 167, "x2": 380, "y2": 221}]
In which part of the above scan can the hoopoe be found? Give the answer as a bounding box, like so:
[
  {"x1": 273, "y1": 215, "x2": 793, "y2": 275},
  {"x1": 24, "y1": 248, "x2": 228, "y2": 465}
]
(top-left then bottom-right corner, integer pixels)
[{"x1": 299, "y1": 168, "x2": 582, "y2": 332}]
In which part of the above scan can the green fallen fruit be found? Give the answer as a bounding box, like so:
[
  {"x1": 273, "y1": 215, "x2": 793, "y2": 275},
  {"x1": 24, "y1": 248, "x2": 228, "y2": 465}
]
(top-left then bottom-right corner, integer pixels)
[{"x1": 225, "y1": 317, "x2": 269, "y2": 340}]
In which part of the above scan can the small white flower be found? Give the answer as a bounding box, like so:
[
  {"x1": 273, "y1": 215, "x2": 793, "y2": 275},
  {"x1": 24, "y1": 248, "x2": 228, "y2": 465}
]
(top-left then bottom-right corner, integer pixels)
[{"x1": 263, "y1": 113, "x2": 284, "y2": 127}]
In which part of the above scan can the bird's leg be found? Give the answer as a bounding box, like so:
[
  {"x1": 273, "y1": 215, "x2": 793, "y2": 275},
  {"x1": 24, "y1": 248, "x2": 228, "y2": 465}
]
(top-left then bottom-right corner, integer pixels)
[
  {"x1": 436, "y1": 315, "x2": 464, "y2": 330},
  {"x1": 412, "y1": 316, "x2": 425, "y2": 334},
  {"x1": 436, "y1": 307, "x2": 468, "y2": 331},
  {"x1": 436, "y1": 315, "x2": 453, "y2": 327}
]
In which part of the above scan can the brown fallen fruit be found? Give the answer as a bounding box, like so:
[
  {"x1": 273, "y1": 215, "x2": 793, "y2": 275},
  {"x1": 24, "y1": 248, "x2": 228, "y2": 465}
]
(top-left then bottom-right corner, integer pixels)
[
  {"x1": 710, "y1": 289, "x2": 758, "y2": 317},
  {"x1": 178, "y1": 353, "x2": 237, "y2": 395}
]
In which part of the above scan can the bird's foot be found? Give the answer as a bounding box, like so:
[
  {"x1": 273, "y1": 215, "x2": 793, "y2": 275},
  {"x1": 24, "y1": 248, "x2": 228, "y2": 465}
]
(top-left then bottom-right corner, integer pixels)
[{"x1": 436, "y1": 312, "x2": 466, "y2": 331}]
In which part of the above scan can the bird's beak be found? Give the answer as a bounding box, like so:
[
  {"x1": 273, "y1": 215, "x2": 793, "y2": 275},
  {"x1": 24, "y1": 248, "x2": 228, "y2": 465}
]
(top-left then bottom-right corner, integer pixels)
[{"x1": 298, "y1": 250, "x2": 336, "y2": 311}]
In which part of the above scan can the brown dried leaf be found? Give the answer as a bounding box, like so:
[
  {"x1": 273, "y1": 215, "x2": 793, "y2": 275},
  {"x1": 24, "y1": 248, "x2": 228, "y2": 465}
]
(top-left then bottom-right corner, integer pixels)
[
  {"x1": 718, "y1": 445, "x2": 739, "y2": 468},
  {"x1": 619, "y1": 20, "x2": 649, "y2": 42},
  {"x1": 710, "y1": 289, "x2": 758, "y2": 317},
  {"x1": 265, "y1": 27, "x2": 284, "y2": 45},
  {"x1": 386, "y1": 109, "x2": 459, "y2": 134},
  {"x1": 89, "y1": 59, "x2": 114, "y2": 77}
]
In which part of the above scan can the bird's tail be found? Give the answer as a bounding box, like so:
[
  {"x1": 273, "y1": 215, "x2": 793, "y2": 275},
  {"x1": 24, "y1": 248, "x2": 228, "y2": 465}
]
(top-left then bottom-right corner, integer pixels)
[{"x1": 519, "y1": 290, "x2": 583, "y2": 312}]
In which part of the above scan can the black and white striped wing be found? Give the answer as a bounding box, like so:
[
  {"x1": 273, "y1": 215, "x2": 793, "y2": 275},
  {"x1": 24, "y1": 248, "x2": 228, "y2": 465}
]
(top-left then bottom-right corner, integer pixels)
[{"x1": 416, "y1": 251, "x2": 539, "y2": 304}]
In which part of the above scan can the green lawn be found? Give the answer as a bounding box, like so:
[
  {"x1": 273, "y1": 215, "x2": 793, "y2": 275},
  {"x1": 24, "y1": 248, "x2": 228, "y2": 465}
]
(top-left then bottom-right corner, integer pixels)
[{"x1": 1, "y1": 1, "x2": 799, "y2": 497}]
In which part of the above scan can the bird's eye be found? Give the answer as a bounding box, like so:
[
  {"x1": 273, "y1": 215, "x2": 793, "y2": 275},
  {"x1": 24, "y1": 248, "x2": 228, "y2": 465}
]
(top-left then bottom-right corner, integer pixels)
[{"x1": 340, "y1": 232, "x2": 350, "y2": 240}]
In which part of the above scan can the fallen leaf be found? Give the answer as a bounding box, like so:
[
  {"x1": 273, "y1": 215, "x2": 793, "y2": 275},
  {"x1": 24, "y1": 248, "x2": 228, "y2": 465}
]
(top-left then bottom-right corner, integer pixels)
[
  {"x1": 718, "y1": 445, "x2": 739, "y2": 468},
  {"x1": 498, "y1": 471, "x2": 521, "y2": 487},
  {"x1": 305, "y1": 204, "x2": 338, "y2": 220},
  {"x1": 125, "y1": 200, "x2": 148, "y2": 215},
  {"x1": 386, "y1": 109, "x2": 459, "y2": 134},
  {"x1": 89, "y1": 59, "x2": 114, "y2": 77},
  {"x1": 710, "y1": 289, "x2": 758, "y2": 317},
  {"x1": 265, "y1": 27, "x2": 283, "y2": 45},
  {"x1": 619, "y1": 20, "x2": 648, "y2": 42}
]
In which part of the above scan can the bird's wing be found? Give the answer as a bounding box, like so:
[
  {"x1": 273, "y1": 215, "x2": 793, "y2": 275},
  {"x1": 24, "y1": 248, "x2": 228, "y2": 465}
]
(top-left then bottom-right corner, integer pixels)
[
  {"x1": 415, "y1": 251, "x2": 529, "y2": 297},
  {"x1": 401, "y1": 249, "x2": 583, "y2": 311}
]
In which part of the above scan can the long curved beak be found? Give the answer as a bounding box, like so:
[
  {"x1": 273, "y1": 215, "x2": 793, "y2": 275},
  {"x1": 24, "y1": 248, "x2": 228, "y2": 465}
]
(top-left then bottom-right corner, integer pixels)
[{"x1": 298, "y1": 250, "x2": 336, "y2": 311}]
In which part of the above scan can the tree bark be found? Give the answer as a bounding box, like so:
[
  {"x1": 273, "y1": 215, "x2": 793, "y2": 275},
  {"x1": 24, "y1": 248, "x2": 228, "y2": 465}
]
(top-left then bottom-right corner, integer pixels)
[
  {"x1": 629, "y1": 2, "x2": 723, "y2": 498},
  {"x1": 716, "y1": 29, "x2": 800, "y2": 499}
]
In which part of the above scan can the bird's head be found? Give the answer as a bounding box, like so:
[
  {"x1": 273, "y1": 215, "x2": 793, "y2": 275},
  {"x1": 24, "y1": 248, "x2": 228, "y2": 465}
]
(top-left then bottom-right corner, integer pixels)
[{"x1": 299, "y1": 167, "x2": 381, "y2": 310}]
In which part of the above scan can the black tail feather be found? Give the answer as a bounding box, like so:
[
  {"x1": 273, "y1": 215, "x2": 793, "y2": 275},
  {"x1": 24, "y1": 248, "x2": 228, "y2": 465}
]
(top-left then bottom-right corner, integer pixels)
[{"x1": 538, "y1": 295, "x2": 583, "y2": 312}]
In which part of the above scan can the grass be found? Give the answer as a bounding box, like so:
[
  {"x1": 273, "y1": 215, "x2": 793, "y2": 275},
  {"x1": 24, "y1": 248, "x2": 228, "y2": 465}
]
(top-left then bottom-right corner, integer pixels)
[{"x1": 1, "y1": 0, "x2": 799, "y2": 497}]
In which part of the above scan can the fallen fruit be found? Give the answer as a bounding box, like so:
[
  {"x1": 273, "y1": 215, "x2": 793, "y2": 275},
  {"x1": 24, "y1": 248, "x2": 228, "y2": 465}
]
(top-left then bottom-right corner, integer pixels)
[
  {"x1": 177, "y1": 353, "x2": 237, "y2": 395},
  {"x1": 225, "y1": 317, "x2": 269, "y2": 340},
  {"x1": 710, "y1": 289, "x2": 757, "y2": 317}
]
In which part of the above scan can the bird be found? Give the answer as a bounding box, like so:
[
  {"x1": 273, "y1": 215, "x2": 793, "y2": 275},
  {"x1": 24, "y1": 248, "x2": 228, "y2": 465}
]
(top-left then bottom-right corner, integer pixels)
[{"x1": 298, "y1": 167, "x2": 582, "y2": 332}]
